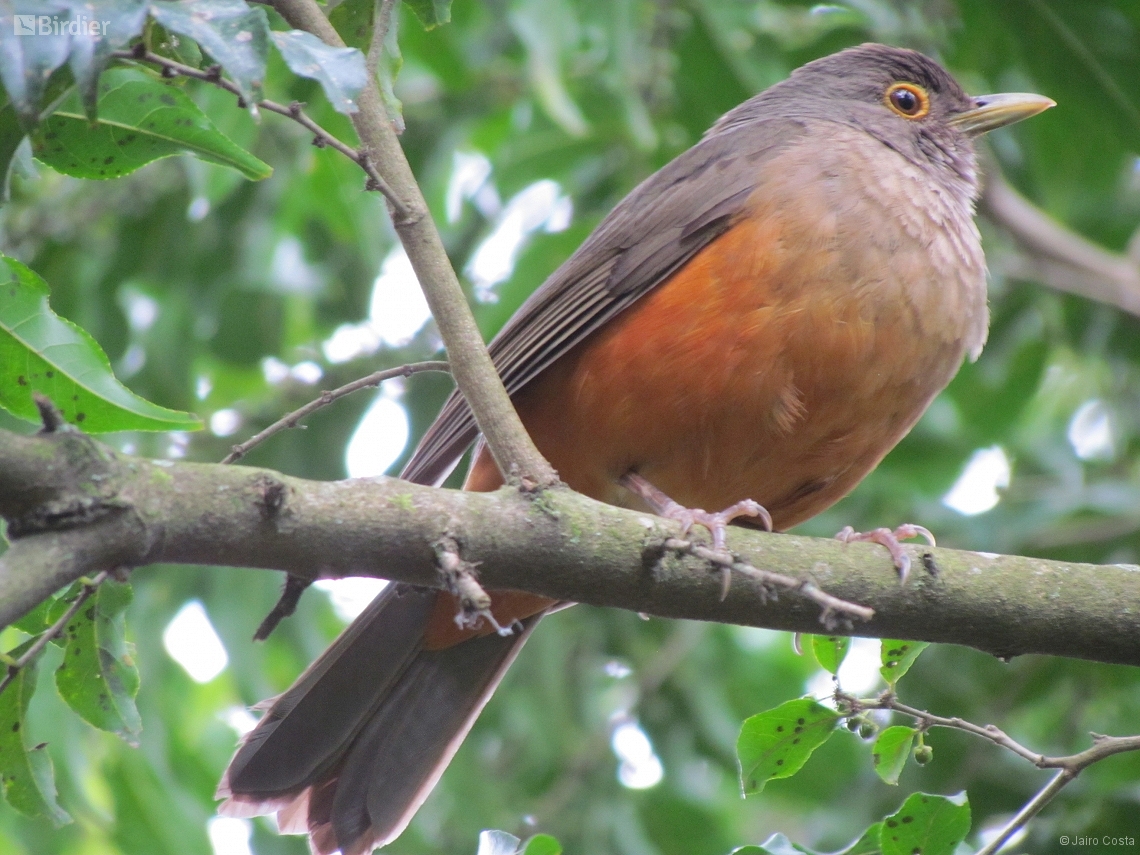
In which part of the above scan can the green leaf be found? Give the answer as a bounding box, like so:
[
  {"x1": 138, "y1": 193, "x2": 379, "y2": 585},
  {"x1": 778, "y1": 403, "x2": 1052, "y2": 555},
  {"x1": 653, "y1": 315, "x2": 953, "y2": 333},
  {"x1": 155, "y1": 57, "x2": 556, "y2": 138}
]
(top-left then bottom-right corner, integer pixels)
[
  {"x1": 0, "y1": 254, "x2": 202, "y2": 432},
  {"x1": 54, "y1": 579, "x2": 141, "y2": 743},
  {"x1": 0, "y1": 640, "x2": 72, "y2": 825},
  {"x1": 149, "y1": 0, "x2": 270, "y2": 105},
  {"x1": 376, "y1": 1, "x2": 404, "y2": 131},
  {"x1": 32, "y1": 68, "x2": 272, "y2": 180},
  {"x1": 834, "y1": 824, "x2": 882, "y2": 855},
  {"x1": 522, "y1": 833, "x2": 562, "y2": 855},
  {"x1": 271, "y1": 30, "x2": 366, "y2": 115},
  {"x1": 0, "y1": 2, "x2": 71, "y2": 129},
  {"x1": 879, "y1": 792, "x2": 970, "y2": 855},
  {"x1": 403, "y1": 0, "x2": 452, "y2": 30},
  {"x1": 11, "y1": 596, "x2": 56, "y2": 637},
  {"x1": 737, "y1": 698, "x2": 840, "y2": 795},
  {"x1": 326, "y1": 0, "x2": 402, "y2": 126},
  {"x1": 0, "y1": 95, "x2": 27, "y2": 198},
  {"x1": 728, "y1": 832, "x2": 855, "y2": 855},
  {"x1": 62, "y1": 0, "x2": 149, "y2": 119},
  {"x1": 740, "y1": 836, "x2": 808, "y2": 855},
  {"x1": 0, "y1": 63, "x2": 73, "y2": 199},
  {"x1": 871, "y1": 726, "x2": 915, "y2": 785},
  {"x1": 329, "y1": 0, "x2": 374, "y2": 50},
  {"x1": 809, "y1": 635, "x2": 849, "y2": 675},
  {"x1": 879, "y1": 640, "x2": 928, "y2": 686}
]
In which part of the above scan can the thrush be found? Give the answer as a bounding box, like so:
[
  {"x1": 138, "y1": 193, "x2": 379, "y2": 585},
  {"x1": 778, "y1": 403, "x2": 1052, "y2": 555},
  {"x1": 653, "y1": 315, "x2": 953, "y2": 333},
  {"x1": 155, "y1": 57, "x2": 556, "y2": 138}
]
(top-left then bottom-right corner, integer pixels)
[{"x1": 218, "y1": 43, "x2": 1053, "y2": 854}]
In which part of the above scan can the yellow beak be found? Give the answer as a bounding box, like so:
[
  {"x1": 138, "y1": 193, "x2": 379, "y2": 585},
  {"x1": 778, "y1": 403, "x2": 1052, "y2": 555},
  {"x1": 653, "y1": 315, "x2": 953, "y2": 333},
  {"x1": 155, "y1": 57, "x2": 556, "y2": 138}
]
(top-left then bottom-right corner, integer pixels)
[{"x1": 949, "y1": 92, "x2": 1056, "y2": 136}]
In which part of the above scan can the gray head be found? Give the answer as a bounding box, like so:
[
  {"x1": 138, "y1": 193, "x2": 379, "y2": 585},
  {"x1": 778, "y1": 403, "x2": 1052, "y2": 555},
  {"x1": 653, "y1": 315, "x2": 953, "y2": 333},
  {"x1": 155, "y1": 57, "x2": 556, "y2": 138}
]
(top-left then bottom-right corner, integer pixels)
[{"x1": 712, "y1": 43, "x2": 1053, "y2": 188}]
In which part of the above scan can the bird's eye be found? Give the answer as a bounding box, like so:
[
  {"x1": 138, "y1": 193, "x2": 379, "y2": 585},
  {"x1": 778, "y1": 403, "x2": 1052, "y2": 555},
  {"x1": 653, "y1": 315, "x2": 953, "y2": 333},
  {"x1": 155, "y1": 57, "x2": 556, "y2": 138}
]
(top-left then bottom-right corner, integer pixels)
[{"x1": 885, "y1": 82, "x2": 930, "y2": 119}]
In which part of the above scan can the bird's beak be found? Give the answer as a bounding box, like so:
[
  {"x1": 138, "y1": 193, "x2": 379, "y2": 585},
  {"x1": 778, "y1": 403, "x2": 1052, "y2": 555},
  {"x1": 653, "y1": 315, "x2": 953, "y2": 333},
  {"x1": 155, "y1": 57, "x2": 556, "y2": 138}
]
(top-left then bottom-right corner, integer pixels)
[{"x1": 949, "y1": 92, "x2": 1056, "y2": 136}]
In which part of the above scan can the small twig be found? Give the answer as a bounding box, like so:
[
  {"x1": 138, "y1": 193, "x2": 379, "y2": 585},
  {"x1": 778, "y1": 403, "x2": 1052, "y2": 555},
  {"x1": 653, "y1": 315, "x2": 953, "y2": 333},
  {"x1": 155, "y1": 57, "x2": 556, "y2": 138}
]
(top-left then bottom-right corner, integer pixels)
[
  {"x1": 108, "y1": 49, "x2": 408, "y2": 217},
  {"x1": 840, "y1": 690, "x2": 1140, "y2": 854},
  {"x1": 432, "y1": 535, "x2": 516, "y2": 635},
  {"x1": 852, "y1": 692, "x2": 1047, "y2": 764},
  {"x1": 663, "y1": 537, "x2": 875, "y2": 624},
  {"x1": 221, "y1": 360, "x2": 449, "y2": 464},
  {"x1": 33, "y1": 392, "x2": 66, "y2": 433},
  {"x1": 976, "y1": 769, "x2": 1074, "y2": 855},
  {"x1": 0, "y1": 571, "x2": 110, "y2": 697},
  {"x1": 252, "y1": 574, "x2": 312, "y2": 641}
]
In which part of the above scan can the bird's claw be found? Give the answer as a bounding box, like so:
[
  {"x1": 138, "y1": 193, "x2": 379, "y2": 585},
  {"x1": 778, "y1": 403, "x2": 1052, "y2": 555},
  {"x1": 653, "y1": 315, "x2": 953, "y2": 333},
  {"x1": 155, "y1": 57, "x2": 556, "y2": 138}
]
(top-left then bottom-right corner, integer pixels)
[
  {"x1": 835, "y1": 524, "x2": 935, "y2": 582},
  {"x1": 620, "y1": 472, "x2": 772, "y2": 549}
]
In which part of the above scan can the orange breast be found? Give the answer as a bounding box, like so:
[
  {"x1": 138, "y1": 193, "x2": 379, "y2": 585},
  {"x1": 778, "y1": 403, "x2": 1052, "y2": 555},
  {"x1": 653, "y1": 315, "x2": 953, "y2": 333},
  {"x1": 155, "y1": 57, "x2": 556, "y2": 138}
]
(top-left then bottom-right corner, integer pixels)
[{"x1": 505, "y1": 186, "x2": 973, "y2": 529}]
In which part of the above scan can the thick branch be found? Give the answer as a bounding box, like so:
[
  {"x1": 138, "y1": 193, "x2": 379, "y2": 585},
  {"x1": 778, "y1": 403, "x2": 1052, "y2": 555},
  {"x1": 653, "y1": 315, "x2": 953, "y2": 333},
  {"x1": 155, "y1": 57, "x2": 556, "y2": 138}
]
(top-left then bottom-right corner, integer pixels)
[
  {"x1": 2, "y1": 429, "x2": 1139, "y2": 666},
  {"x1": 270, "y1": 0, "x2": 557, "y2": 488},
  {"x1": 980, "y1": 172, "x2": 1140, "y2": 317}
]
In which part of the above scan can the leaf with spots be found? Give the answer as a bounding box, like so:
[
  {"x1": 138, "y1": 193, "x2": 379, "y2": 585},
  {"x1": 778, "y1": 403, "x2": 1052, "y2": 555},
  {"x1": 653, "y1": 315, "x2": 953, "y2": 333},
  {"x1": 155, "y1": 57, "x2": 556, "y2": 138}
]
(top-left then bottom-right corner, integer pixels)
[
  {"x1": 809, "y1": 634, "x2": 850, "y2": 675},
  {"x1": 0, "y1": 640, "x2": 72, "y2": 826},
  {"x1": 872, "y1": 725, "x2": 916, "y2": 785},
  {"x1": 271, "y1": 30, "x2": 366, "y2": 116},
  {"x1": 737, "y1": 698, "x2": 840, "y2": 795},
  {"x1": 31, "y1": 67, "x2": 271, "y2": 181},
  {"x1": 879, "y1": 791, "x2": 970, "y2": 855},
  {"x1": 879, "y1": 639, "x2": 928, "y2": 686},
  {"x1": 0, "y1": 254, "x2": 202, "y2": 432},
  {"x1": 53, "y1": 579, "x2": 141, "y2": 743}
]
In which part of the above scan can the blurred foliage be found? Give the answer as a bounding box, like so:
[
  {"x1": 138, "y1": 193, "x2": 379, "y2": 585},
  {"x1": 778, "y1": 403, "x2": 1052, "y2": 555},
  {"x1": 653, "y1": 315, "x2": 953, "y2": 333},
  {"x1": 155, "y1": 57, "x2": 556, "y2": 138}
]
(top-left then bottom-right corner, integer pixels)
[{"x1": 2, "y1": 0, "x2": 1140, "y2": 854}]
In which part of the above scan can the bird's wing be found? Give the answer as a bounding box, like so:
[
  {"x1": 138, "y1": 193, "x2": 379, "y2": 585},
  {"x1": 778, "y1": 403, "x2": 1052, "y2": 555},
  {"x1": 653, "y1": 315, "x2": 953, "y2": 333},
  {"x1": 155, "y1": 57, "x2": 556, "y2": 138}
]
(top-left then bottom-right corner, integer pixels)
[{"x1": 401, "y1": 118, "x2": 807, "y2": 486}]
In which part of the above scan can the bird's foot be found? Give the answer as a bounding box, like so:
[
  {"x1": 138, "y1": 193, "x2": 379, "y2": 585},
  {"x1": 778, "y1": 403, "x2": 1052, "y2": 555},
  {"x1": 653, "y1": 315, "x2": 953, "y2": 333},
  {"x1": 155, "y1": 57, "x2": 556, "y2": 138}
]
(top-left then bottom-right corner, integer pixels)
[
  {"x1": 834, "y1": 524, "x2": 935, "y2": 582},
  {"x1": 620, "y1": 472, "x2": 772, "y2": 549}
]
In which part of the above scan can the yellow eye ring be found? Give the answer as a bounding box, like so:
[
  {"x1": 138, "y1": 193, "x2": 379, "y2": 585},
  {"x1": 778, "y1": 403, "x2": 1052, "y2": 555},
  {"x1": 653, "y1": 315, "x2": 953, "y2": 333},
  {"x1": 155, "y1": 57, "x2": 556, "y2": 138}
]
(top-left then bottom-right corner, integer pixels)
[{"x1": 885, "y1": 82, "x2": 930, "y2": 119}]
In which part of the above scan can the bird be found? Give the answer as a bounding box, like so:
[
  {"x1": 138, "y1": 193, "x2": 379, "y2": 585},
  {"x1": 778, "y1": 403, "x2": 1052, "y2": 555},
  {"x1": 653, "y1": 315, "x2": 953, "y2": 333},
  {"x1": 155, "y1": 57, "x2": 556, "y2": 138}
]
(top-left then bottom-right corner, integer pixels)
[{"x1": 217, "y1": 43, "x2": 1053, "y2": 855}]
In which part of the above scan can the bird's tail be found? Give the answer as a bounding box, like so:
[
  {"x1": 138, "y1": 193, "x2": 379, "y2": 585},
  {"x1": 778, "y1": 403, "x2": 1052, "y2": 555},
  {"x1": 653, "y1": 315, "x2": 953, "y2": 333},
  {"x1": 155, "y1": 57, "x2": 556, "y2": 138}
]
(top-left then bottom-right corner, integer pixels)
[{"x1": 217, "y1": 583, "x2": 542, "y2": 855}]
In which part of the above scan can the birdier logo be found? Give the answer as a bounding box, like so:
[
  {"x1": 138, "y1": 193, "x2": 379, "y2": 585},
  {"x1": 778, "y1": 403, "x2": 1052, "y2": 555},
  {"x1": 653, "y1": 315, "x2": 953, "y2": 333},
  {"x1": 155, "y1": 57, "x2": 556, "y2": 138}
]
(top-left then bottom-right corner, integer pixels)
[{"x1": 13, "y1": 14, "x2": 109, "y2": 36}]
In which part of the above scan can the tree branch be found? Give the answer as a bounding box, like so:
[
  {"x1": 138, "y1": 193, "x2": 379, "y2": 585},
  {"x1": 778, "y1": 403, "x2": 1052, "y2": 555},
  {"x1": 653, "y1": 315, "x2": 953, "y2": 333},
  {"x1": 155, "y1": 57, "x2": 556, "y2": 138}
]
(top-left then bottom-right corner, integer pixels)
[
  {"x1": 2, "y1": 428, "x2": 1139, "y2": 666},
  {"x1": 980, "y1": 171, "x2": 1140, "y2": 317},
  {"x1": 269, "y1": 0, "x2": 558, "y2": 488},
  {"x1": 840, "y1": 689, "x2": 1140, "y2": 855}
]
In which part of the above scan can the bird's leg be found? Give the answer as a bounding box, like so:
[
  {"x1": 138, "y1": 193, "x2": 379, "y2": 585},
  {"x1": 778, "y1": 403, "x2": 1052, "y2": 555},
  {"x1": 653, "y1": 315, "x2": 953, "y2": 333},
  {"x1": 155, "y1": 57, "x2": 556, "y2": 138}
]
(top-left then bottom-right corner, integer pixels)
[
  {"x1": 620, "y1": 472, "x2": 772, "y2": 550},
  {"x1": 834, "y1": 524, "x2": 936, "y2": 582}
]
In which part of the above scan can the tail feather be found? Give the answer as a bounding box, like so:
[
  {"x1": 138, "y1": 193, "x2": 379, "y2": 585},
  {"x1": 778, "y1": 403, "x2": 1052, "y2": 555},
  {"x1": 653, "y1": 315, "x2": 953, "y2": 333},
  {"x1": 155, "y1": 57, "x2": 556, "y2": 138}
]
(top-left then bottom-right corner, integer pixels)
[
  {"x1": 218, "y1": 583, "x2": 542, "y2": 854},
  {"x1": 329, "y1": 623, "x2": 540, "y2": 851},
  {"x1": 220, "y1": 585, "x2": 435, "y2": 797}
]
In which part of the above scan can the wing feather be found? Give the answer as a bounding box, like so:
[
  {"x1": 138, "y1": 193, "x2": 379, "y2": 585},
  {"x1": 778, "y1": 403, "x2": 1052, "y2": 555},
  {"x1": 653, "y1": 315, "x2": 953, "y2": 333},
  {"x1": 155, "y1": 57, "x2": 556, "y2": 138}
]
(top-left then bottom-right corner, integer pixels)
[{"x1": 402, "y1": 118, "x2": 807, "y2": 486}]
